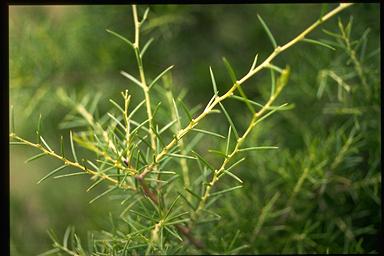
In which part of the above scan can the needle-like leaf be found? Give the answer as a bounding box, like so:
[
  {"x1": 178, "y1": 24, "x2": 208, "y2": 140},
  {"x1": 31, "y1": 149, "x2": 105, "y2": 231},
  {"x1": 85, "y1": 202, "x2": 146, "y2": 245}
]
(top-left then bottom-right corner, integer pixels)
[
  {"x1": 219, "y1": 102, "x2": 239, "y2": 139},
  {"x1": 37, "y1": 165, "x2": 67, "y2": 184},
  {"x1": 69, "y1": 131, "x2": 78, "y2": 163},
  {"x1": 257, "y1": 14, "x2": 277, "y2": 49}
]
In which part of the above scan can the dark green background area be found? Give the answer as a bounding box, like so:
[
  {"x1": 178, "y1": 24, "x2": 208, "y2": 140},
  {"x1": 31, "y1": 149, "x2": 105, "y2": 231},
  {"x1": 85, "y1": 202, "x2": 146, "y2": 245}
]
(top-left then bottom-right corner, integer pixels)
[{"x1": 10, "y1": 4, "x2": 380, "y2": 255}]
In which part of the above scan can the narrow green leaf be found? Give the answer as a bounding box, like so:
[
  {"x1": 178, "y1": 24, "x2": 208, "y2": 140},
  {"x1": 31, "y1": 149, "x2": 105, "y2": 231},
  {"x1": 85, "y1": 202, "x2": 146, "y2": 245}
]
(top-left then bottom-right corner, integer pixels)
[
  {"x1": 302, "y1": 38, "x2": 336, "y2": 50},
  {"x1": 172, "y1": 97, "x2": 180, "y2": 127},
  {"x1": 236, "y1": 84, "x2": 255, "y2": 114},
  {"x1": 164, "y1": 226, "x2": 183, "y2": 241},
  {"x1": 54, "y1": 172, "x2": 86, "y2": 179},
  {"x1": 222, "y1": 169, "x2": 243, "y2": 183},
  {"x1": 166, "y1": 211, "x2": 190, "y2": 222},
  {"x1": 120, "y1": 71, "x2": 143, "y2": 88},
  {"x1": 63, "y1": 226, "x2": 72, "y2": 249},
  {"x1": 167, "y1": 153, "x2": 196, "y2": 160},
  {"x1": 89, "y1": 92, "x2": 101, "y2": 115},
  {"x1": 128, "y1": 100, "x2": 146, "y2": 119},
  {"x1": 106, "y1": 29, "x2": 134, "y2": 48},
  {"x1": 130, "y1": 119, "x2": 150, "y2": 135},
  {"x1": 129, "y1": 210, "x2": 157, "y2": 221},
  {"x1": 159, "y1": 174, "x2": 180, "y2": 190},
  {"x1": 140, "y1": 37, "x2": 154, "y2": 58},
  {"x1": 219, "y1": 102, "x2": 239, "y2": 139},
  {"x1": 226, "y1": 157, "x2": 246, "y2": 173},
  {"x1": 319, "y1": 4, "x2": 329, "y2": 19},
  {"x1": 191, "y1": 128, "x2": 225, "y2": 139},
  {"x1": 267, "y1": 63, "x2": 283, "y2": 73},
  {"x1": 238, "y1": 146, "x2": 278, "y2": 152},
  {"x1": 322, "y1": 29, "x2": 343, "y2": 39},
  {"x1": 86, "y1": 178, "x2": 104, "y2": 192},
  {"x1": 159, "y1": 119, "x2": 177, "y2": 134},
  {"x1": 270, "y1": 69, "x2": 276, "y2": 96},
  {"x1": 107, "y1": 112, "x2": 125, "y2": 130},
  {"x1": 208, "y1": 149, "x2": 227, "y2": 158},
  {"x1": 230, "y1": 95, "x2": 264, "y2": 108},
  {"x1": 149, "y1": 65, "x2": 174, "y2": 90},
  {"x1": 37, "y1": 165, "x2": 67, "y2": 184},
  {"x1": 257, "y1": 14, "x2": 277, "y2": 49},
  {"x1": 89, "y1": 186, "x2": 117, "y2": 204},
  {"x1": 226, "y1": 126, "x2": 232, "y2": 156},
  {"x1": 69, "y1": 131, "x2": 78, "y2": 163},
  {"x1": 191, "y1": 150, "x2": 214, "y2": 170},
  {"x1": 184, "y1": 188, "x2": 201, "y2": 201},
  {"x1": 177, "y1": 192, "x2": 196, "y2": 210},
  {"x1": 253, "y1": 103, "x2": 288, "y2": 126},
  {"x1": 165, "y1": 195, "x2": 181, "y2": 219},
  {"x1": 222, "y1": 57, "x2": 237, "y2": 84},
  {"x1": 36, "y1": 113, "x2": 42, "y2": 143},
  {"x1": 25, "y1": 152, "x2": 47, "y2": 163},
  {"x1": 86, "y1": 160, "x2": 98, "y2": 171},
  {"x1": 228, "y1": 230, "x2": 241, "y2": 251},
  {"x1": 209, "y1": 66, "x2": 218, "y2": 94},
  {"x1": 179, "y1": 98, "x2": 192, "y2": 122},
  {"x1": 166, "y1": 218, "x2": 190, "y2": 225},
  {"x1": 184, "y1": 133, "x2": 204, "y2": 153},
  {"x1": 250, "y1": 53, "x2": 259, "y2": 72},
  {"x1": 210, "y1": 185, "x2": 243, "y2": 196},
  {"x1": 109, "y1": 99, "x2": 125, "y2": 114}
]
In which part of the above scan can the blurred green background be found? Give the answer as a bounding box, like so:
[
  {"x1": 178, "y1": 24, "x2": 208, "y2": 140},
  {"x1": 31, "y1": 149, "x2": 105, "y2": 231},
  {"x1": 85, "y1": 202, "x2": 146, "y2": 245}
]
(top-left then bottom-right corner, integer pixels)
[{"x1": 10, "y1": 4, "x2": 380, "y2": 255}]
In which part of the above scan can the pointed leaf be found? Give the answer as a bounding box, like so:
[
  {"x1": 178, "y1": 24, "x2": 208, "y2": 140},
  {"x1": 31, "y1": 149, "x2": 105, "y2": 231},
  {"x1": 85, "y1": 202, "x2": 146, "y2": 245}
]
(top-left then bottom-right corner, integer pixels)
[
  {"x1": 238, "y1": 146, "x2": 278, "y2": 152},
  {"x1": 53, "y1": 172, "x2": 86, "y2": 179},
  {"x1": 222, "y1": 57, "x2": 237, "y2": 84},
  {"x1": 140, "y1": 37, "x2": 154, "y2": 58},
  {"x1": 179, "y1": 98, "x2": 192, "y2": 122},
  {"x1": 302, "y1": 38, "x2": 336, "y2": 50},
  {"x1": 167, "y1": 153, "x2": 196, "y2": 160},
  {"x1": 191, "y1": 150, "x2": 214, "y2": 170},
  {"x1": 219, "y1": 102, "x2": 239, "y2": 139},
  {"x1": 89, "y1": 186, "x2": 117, "y2": 204},
  {"x1": 69, "y1": 131, "x2": 78, "y2": 162},
  {"x1": 128, "y1": 99, "x2": 146, "y2": 119},
  {"x1": 109, "y1": 99, "x2": 125, "y2": 114},
  {"x1": 120, "y1": 71, "x2": 143, "y2": 88},
  {"x1": 25, "y1": 152, "x2": 47, "y2": 163},
  {"x1": 210, "y1": 185, "x2": 243, "y2": 196},
  {"x1": 106, "y1": 29, "x2": 134, "y2": 48},
  {"x1": 249, "y1": 53, "x2": 259, "y2": 72},
  {"x1": 149, "y1": 65, "x2": 174, "y2": 90},
  {"x1": 191, "y1": 128, "x2": 225, "y2": 139},
  {"x1": 225, "y1": 126, "x2": 232, "y2": 156},
  {"x1": 37, "y1": 165, "x2": 67, "y2": 184},
  {"x1": 226, "y1": 157, "x2": 245, "y2": 172},
  {"x1": 209, "y1": 66, "x2": 218, "y2": 94},
  {"x1": 257, "y1": 14, "x2": 277, "y2": 49},
  {"x1": 221, "y1": 169, "x2": 243, "y2": 183}
]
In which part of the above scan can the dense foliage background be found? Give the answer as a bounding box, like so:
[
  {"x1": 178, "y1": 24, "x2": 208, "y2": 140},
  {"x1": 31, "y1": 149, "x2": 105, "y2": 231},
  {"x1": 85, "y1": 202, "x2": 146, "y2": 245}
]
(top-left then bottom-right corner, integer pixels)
[{"x1": 10, "y1": 4, "x2": 380, "y2": 255}]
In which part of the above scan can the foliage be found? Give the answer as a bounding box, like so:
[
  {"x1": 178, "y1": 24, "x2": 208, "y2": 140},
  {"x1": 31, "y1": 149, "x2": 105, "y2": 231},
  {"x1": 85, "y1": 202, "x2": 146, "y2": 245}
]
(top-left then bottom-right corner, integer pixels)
[{"x1": 10, "y1": 3, "x2": 380, "y2": 255}]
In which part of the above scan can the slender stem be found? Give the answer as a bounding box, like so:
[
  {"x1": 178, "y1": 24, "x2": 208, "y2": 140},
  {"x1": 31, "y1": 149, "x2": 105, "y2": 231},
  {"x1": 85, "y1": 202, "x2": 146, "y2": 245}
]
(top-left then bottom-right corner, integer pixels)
[
  {"x1": 191, "y1": 80, "x2": 286, "y2": 223},
  {"x1": 139, "y1": 3, "x2": 354, "y2": 179},
  {"x1": 132, "y1": 5, "x2": 157, "y2": 153}
]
